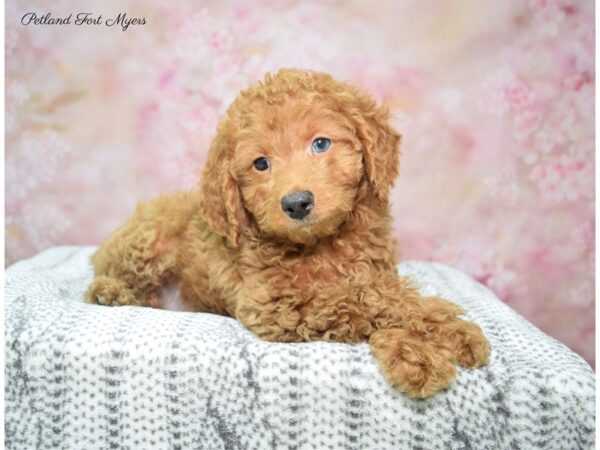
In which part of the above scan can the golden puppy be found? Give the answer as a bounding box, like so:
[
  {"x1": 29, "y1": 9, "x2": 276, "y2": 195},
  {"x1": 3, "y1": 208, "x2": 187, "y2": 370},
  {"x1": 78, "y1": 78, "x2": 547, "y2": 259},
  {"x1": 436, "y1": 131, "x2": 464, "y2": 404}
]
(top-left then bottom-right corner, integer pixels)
[{"x1": 86, "y1": 69, "x2": 490, "y2": 398}]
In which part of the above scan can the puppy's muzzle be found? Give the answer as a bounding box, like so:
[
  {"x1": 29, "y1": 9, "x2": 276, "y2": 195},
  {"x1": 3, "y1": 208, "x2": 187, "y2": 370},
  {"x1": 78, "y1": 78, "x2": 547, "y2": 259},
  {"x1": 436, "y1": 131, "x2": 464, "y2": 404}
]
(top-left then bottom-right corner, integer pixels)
[{"x1": 281, "y1": 191, "x2": 314, "y2": 220}]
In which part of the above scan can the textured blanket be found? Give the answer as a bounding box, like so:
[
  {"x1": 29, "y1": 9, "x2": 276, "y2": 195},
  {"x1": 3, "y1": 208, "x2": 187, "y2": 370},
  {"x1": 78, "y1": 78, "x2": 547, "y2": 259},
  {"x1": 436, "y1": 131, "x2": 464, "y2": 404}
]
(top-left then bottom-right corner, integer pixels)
[{"x1": 5, "y1": 246, "x2": 595, "y2": 449}]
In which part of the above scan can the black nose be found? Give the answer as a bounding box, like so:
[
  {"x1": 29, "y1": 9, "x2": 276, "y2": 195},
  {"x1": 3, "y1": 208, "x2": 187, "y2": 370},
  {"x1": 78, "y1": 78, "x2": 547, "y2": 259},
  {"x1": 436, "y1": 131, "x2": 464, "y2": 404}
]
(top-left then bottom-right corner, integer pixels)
[{"x1": 281, "y1": 191, "x2": 314, "y2": 220}]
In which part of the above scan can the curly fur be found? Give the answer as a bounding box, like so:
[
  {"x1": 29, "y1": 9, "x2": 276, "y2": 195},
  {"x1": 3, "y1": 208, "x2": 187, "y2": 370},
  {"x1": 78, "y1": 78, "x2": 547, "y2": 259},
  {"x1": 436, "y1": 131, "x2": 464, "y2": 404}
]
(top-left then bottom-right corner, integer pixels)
[{"x1": 86, "y1": 69, "x2": 490, "y2": 398}]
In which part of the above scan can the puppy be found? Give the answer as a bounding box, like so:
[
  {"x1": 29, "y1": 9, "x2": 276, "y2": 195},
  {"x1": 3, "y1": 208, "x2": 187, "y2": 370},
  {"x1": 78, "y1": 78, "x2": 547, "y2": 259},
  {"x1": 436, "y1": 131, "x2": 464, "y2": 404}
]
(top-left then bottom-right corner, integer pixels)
[{"x1": 86, "y1": 69, "x2": 490, "y2": 398}]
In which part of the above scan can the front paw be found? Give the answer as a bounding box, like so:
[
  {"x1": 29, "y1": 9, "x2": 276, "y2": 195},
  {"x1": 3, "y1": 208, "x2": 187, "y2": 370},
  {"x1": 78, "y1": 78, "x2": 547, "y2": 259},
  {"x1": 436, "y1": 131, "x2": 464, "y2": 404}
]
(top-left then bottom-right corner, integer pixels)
[
  {"x1": 454, "y1": 321, "x2": 491, "y2": 368},
  {"x1": 369, "y1": 328, "x2": 457, "y2": 398},
  {"x1": 431, "y1": 320, "x2": 491, "y2": 369},
  {"x1": 415, "y1": 296, "x2": 491, "y2": 369}
]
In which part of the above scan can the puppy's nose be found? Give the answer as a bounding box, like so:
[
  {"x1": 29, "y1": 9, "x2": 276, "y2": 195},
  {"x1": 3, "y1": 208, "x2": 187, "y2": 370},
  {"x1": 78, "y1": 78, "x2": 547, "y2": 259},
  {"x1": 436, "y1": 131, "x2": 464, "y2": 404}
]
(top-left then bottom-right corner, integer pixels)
[{"x1": 281, "y1": 191, "x2": 314, "y2": 220}]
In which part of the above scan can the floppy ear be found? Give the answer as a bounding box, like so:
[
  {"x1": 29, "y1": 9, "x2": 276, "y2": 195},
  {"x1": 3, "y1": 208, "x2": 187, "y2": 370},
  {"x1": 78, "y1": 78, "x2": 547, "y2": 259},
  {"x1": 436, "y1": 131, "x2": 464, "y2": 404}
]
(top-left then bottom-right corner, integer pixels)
[
  {"x1": 198, "y1": 119, "x2": 246, "y2": 248},
  {"x1": 351, "y1": 93, "x2": 401, "y2": 203}
]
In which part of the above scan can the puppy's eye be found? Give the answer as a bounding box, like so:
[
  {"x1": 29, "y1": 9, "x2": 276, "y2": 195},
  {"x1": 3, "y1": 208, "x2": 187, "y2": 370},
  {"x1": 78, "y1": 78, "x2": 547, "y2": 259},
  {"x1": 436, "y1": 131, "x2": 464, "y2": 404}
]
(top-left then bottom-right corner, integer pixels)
[
  {"x1": 311, "y1": 137, "x2": 331, "y2": 153},
  {"x1": 253, "y1": 157, "x2": 270, "y2": 171}
]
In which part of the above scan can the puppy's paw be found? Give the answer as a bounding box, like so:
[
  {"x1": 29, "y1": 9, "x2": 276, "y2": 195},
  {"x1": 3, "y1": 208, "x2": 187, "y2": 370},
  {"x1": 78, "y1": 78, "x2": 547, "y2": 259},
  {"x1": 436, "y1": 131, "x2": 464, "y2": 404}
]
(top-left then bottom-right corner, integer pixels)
[
  {"x1": 430, "y1": 320, "x2": 491, "y2": 369},
  {"x1": 85, "y1": 276, "x2": 139, "y2": 306},
  {"x1": 369, "y1": 328, "x2": 457, "y2": 398},
  {"x1": 452, "y1": 321, "x2": 491, "y2": 368}
]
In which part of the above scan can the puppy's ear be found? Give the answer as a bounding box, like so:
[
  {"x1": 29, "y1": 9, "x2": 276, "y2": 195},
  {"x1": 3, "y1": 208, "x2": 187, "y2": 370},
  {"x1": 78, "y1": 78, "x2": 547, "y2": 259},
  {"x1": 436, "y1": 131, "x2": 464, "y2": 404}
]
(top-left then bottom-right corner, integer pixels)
[
  {"x1": 351, "y1": 94, "x2": 401, "y2": 203},
  {"x1": 199, "y1": 120, "x2": 246, "y2": 248}
]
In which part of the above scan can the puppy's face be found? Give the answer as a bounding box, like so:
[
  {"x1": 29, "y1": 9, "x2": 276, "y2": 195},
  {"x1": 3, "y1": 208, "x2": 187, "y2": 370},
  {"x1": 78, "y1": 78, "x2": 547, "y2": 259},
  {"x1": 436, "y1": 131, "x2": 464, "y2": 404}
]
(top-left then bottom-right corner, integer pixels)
[
  {"x1": 232, "y1": 98, "x2": 364, "y2": 244},
  {"x1": 198, "y1": 70, "x2": 400, "y2": 248}
]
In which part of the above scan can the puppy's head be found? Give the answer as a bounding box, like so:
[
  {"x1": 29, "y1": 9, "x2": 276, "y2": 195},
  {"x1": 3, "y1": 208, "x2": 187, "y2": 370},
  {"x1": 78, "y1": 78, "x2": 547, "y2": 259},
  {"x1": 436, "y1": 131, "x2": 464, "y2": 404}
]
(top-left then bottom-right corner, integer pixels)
[{"x1": 199, "y1": 69, "x2": 400, "y2": 247}]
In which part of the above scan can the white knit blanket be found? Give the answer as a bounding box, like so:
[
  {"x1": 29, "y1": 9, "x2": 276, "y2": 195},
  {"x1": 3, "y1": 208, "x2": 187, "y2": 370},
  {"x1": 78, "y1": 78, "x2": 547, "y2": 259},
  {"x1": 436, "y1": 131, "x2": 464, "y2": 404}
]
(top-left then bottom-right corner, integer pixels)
[{"x1": 5, "y1": 246, "x2": 595, "y2": 449}]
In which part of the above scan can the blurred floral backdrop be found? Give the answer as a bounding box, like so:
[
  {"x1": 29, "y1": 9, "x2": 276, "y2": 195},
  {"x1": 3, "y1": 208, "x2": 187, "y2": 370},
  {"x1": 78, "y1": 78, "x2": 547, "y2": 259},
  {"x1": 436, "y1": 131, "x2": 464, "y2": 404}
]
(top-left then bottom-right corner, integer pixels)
[{"x1": 6, "y1": 0, "x2": 595, "y2": 365}]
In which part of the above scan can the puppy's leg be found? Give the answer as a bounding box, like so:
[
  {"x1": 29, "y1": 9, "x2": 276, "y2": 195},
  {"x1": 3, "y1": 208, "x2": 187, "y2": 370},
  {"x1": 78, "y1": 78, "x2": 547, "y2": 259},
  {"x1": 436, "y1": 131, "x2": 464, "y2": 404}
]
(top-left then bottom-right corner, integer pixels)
[
  {"x1": 85, "y1": 192, "x2": 198, "y2": 308},
  {"x1": 375, "y1": 292, "x2": 491, "y2": 370},
  {"x1": 366, "y1": 271, "x2": 490, "y2": 397},
  {"x1": 233, "y1": 270, "x2": 489, "y2": 398},
  {"x1": 85, "y1": 222, "x2": 178, "y2": 307}
]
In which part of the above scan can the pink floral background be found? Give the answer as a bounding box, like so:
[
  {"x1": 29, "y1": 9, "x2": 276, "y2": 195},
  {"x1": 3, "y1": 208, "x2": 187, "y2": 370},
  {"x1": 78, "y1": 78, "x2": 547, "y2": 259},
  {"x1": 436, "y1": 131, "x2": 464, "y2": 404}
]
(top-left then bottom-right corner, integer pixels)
[{"x1": 6, "y1": 0, "x2": 595, "y2": 365}]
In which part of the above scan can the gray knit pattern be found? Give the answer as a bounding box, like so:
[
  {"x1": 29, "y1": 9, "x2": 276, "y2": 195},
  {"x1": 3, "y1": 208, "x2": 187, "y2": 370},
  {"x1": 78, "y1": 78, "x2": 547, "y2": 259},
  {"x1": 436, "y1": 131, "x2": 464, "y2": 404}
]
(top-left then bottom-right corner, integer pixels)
[{"x1": 5, "y1": 246, "x2": 595, "y2": 450}]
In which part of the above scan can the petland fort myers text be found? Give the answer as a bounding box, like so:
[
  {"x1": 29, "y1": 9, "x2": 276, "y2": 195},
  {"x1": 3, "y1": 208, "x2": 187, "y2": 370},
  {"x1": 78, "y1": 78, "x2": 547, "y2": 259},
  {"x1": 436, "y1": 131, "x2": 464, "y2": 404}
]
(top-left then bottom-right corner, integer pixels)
[{"x1": 21, "y1": 12, "x2": 146, "y2": 31}]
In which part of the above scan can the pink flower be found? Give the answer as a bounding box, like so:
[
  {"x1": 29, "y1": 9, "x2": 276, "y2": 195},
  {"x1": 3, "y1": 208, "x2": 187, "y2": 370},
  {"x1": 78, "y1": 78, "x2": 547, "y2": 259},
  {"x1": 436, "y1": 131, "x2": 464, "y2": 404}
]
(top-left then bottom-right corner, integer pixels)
[
  {"x1": 157, "y1": 67, "x2": 177, "y2": 90},
  {"x1": 174, "y1": 10, "x2": 235, "y2": 62},
  {"x1": 480, "y1": 67, "x2": 535, "y2": 116},
  {"x1": 567, "y1": 221, "x2": 595, "y2": 255},
  {"x1": 528, "y1": 0, "x2": 551, "y2": 11},
  {"x1": 533, "y1": 128, "x2": 561, "y2": 154},
  {"x1": 563, "y1": 72, "x2": 589, "y2": 91},
  {"x1": 536, "y1": 4, "x2": 566, "y2": 36},
  {"x1": 484, "y1": 163, "x2": 520, "y2": 205},
  {"x1": 529, "y1": 154, "x2": 592, "y2": 202},
  {"x1": 206, "y1": 30, "x2": 233, "y2": 52},
  {"x1": 513, "y1": 110, "x2": 542, "y2": 144},
  {"x1": 506, "y1": 82, "x2": 534, "y2": 111},
  {"x1": 479, "y1": 66, "x2": 514, "y2": 115}
]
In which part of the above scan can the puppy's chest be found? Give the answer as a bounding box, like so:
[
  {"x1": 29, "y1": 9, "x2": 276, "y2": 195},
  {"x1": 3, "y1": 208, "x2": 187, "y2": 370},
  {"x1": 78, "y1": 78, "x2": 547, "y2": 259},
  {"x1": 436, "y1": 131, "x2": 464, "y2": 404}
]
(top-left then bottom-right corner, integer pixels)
[
  {"x1": 250, "y1": 255, "x2": 351, "y2": 289},
  {"x1": 240, "y1": 243, "x2": 394, "y2": 298}
]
